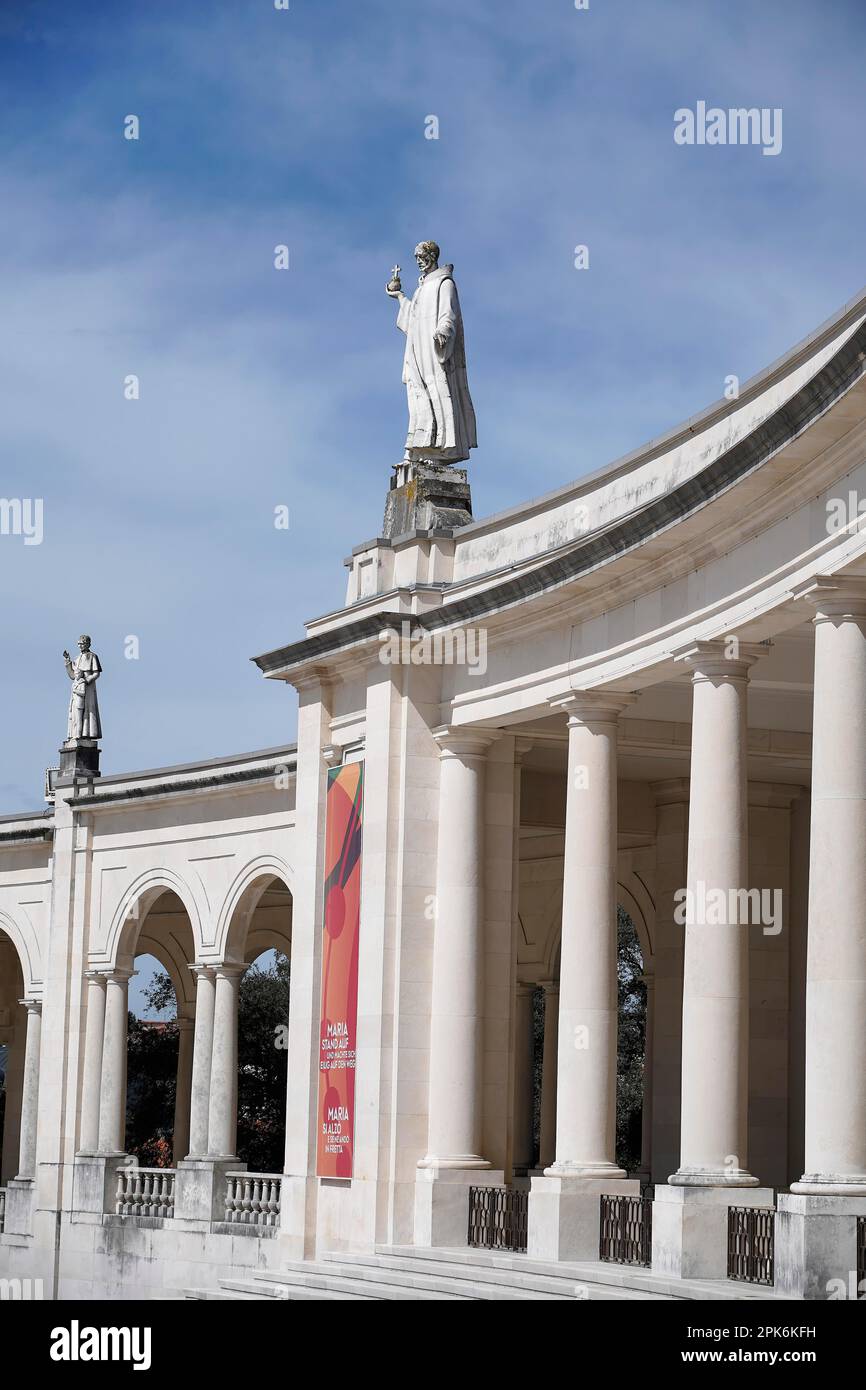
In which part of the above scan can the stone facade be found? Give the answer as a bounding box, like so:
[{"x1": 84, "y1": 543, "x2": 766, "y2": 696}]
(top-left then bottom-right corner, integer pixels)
[{"x1": 3, "y1": 289, "x2": 866, "y2": 1298}]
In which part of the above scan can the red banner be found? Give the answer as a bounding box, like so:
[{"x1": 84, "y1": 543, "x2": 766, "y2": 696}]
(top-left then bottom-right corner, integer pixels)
[{"x1": 316, "y1": 761, "x2": 364, "y2": 1177}]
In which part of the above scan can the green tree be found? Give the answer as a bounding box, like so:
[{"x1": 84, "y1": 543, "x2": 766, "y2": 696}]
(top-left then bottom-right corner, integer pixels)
[
  {"x1": 124, "y1": 954, "x2": 290, "y2": 1172},
  {"x1": 616, "y1": 907, "x2": 647, "y2": 1175}
]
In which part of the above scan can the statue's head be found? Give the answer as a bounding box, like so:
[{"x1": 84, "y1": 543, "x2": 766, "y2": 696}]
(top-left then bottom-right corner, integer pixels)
[
  {"x1": 78, "y1": 635, "x2": 91, "y2": 652},
  {"x1": 414, "y1": 241, "x2": 440, "y2": 274}
]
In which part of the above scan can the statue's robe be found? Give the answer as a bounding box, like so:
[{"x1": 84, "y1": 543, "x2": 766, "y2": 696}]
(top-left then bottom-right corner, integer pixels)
[
  {"x1": 396, "y1": 264, "x2": 477, "y2": 463},
  {"x1": 66, "y1": 650, "x2": 102, "y2": 741}
]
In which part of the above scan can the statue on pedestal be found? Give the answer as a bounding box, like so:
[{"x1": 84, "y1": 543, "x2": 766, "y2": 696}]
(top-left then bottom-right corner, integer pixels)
[
  {"x1": 386, "y1": 241, "x2": 477, "y2": 467},
  {"x1": 57, "y1": 635, "x2": 102, "y2": 780},
  {"x1": 64, "y1": 635, "x2": 102, "y2": 742}
]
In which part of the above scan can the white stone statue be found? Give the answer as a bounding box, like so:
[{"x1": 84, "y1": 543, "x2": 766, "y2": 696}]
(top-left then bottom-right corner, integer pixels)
[
  {"x1": 63, "y1": 635, "x2": 102, "y2": 742},
  {"x1": 386, "y1": 241, "x2": 477, "y2": 466}
]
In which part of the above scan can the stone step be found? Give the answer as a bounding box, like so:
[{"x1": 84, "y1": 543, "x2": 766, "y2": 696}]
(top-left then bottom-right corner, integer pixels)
[
  {"x1": 281, "y1": 1256, "x2": 576, "y2": 1300},
  {"x1": 376, "y1": 1245, "x2": 781, "y2": 1301},
  {"x1": 242, "y1": 1268, "x2": 469, "y2": 1300},
  {"x1": 316, "y1": 1252, "x2": 654, "y2": 1300}
]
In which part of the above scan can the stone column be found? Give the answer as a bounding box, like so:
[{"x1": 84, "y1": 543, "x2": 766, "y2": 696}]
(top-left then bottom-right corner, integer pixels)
[
  {"x1": 512, "y1": 983, "x2": 536, "y2": 1173},
  {"x1": 207, "y1": 964, "x2": 245, "y2": 1160},
  {"x1": 528, "y1": 692, "x2": 639, "y2": 1260},
  {"x1": 172, "y1": 1017, "x2": 195, "y2": 1166},
  {"x1": 421, "y1": 729, "x2": 497, "y2": 1169},
  {"x1": 97, "y1": 969, "x2": 133, "y2": 1154},
  {"x1": 548, "y1": 693, "x2": 633, "y2": 1177},
  {"x1": 415, "y1": 728, "x2": 503, "y2": 1246},
  {"x1": 186, "y1": 966, "x2": 216, "y2": 1158},
  {"x1": 777, "y1": 579, "x2": 866, "y2": 1297},
  {"x1": 538, "y1": 979, "x2": 559, "y2": 1171},
  {"x1": 16, "y1": 1000, "x2": 42, "y2": 1179},
  {"x1": 792, "y1": 580, "x2": 866, "y2": 1195},
  {"x1": 653, "y1": 641, "x2": 773, "y2": 1281},
  {"x1": 671, "y1": 642, "x2": 758, "y2": 1187},
  {"x1": 79, "y1": 972, "x2": 106, "y2": 1153}
]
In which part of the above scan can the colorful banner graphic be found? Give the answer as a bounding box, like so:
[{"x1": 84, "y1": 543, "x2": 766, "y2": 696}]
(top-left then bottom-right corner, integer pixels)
[{"x1": 316, "y1": 761, "x2": 364, "y2": 1178}]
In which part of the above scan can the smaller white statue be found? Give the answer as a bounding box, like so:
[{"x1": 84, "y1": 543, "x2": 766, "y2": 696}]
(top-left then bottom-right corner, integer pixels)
[{"x1": 63, "y1": 635, "x2": 102, "y2": 742}]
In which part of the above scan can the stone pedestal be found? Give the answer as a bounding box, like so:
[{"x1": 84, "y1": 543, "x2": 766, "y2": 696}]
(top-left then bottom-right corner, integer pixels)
[
  {"x1": 175, "y1": 1157, "x2": 246, "y2": 1224},
  {"x1": 652, "y1": 1182, "x2": 775, "y2": 1280},
  {"x1": 71, "y1": 1153, "x2": 135, "y2": 1216},
  {"x1": 414, "y1": 1165, "x2": 504, "y2": 1248},
  {"x1": 776, "y1": 1191, "x2": 866, "y2": 1300},
  {"x1": 2, "y1": 1177, "x2": 36, "y2": 1236},
  {"x1": 528, "y1": 1175, "x2": 640, "y2": 1262},
  {"x1": 58, "y1": 739, "x2": 100, "y2": 779},
  {"x1": 383, "y1": 461, "x2": 472, "y2": 537}
]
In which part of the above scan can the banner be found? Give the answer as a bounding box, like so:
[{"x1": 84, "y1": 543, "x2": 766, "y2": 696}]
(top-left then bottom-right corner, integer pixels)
[{"x1": 316, "y1": 761, "x2": 364, "y2": 1177}]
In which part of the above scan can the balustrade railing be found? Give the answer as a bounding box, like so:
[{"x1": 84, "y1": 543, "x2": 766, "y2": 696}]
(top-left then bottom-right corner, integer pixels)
[
  {"x1": 224, "y1": 1173, "x2": 282, "y2": 1226},
  {"x1": 115, "y1": 1167, "x2": 176, "y2": 1218},
  {"x1": 727, "y1": 1205, "x2": 775, "y2": 1285},
  {"x1": 0, "y1": 1187, "x2": 6, "y2": 1234},
  {"x1": 467, "y1": 1185, "x2": 528, "y2": 1253},
  {"x1": 599, "y1": 1193, "x2": 652, "y2": 1267}
]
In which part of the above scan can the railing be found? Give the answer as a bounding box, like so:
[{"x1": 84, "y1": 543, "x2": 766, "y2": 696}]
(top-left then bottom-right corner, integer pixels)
[
  {"x1": 727, "y1": 1206, "x2": 775, "y2": 1285},
  {"x1": 468, "y1": 1185, "x2": 528, "y2": 1254},
  {"x1": 0, "y1": 1187, "x2": 5, "y2": 1234},
  {"x1": 858, "y1": 1216, "x2": 866, "y2": 1293},
  {"x1": 224, "y1": 1173, "x2": 282, "y2": 1226},
  {"x1": 115, "y1": 1167, "x2": 176, "y2": 1218},
  {"x1": 599, "y1": 1193, "x2": 652, "y2": 1267}
]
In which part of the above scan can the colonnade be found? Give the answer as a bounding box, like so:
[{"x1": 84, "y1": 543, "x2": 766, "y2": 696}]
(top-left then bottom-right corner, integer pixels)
[
  {"x1": 421, "y1": 581, "x2": 866, "y2": 1269},
  {"x1": 77, "y1": 961, "x2": 244, "y2": 1162}
]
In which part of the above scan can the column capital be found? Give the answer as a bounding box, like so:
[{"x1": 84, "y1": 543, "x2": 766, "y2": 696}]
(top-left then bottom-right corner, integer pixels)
[
  {"x1": 321, "y1": 743, "x2": 343, "y2": 768},
  {"x1": 211, "y1": 962, "x2": 247, "y2": 982},
  {"x1": 18, "y1": 997, "x2": 42, "y2": 1014},
  {"x1": 175, "y1": 1016, "x2": 195, "y2": 1033},
  {"x1": 548, "y1": 690, "x2": 636, "y2": 723},
  {"x1": 790, "y1": 573, "x2": 866, "y2": 620},
  {"x1": 515, "y1": 980, "x2": 536, "y2": 999},
  {"x1": 188, "y1": 962, "x2": 217, "y2": 979},
  {"x1": 538, "y1": 978, "x2": 559, "y2": 996},
  {"x1": 103, "y1": 967, "x2": 136, "y2": 984},
  {"x1": 673, "y1": 638, "x2": 766, "y2": 680},
  {"x1": 433, "y1": 725, "x2": 500, "y2": 759},
  {"x1": 84, "y1": 968, "x2": 108, "y2": 984}
]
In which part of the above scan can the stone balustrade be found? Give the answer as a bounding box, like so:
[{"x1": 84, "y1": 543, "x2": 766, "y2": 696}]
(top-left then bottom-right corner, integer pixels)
[
  {"x1": 115, "y1": 1166, "x2": 176, "y2": 1218},
  {"x1": 224, "y1": 1172, "x2": 282, "y2": 1226}
]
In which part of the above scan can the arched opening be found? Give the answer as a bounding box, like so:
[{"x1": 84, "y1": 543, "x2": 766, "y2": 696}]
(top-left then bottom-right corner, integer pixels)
[
  {"x1": 0, "y1": 927, "x2": 25, "y2": 1187},
  {"x1": 224, "y1": 871, "x2": 293, "y2": 1174},
  {"x1": 126, "y1": 952, "x2": 180, "y2": 1167},
  {"x1": 236, "y1": 947, "x2": 290, "y2": 1173},
  {"x1": 99, "y1": 886, "x2": 196, "y2": 1166}
]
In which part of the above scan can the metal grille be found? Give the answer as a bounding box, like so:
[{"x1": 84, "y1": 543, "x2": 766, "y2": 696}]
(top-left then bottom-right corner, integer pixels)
[
  {"x1": 599, "y1": 1194, "x2": 652, "y2": 1267},
  {"x1": 727, "y1": 1206, "x2": 775, "y2": 1285},
  {"x1": 468, "y1": 1185, "x2": 528, "y2": 1253},
  {"x1": 858, "y1": 1216, "x2": 866, "y2": 1293}
]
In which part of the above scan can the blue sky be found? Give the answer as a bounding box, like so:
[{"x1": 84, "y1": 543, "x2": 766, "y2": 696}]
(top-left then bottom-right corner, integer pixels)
[{"x1": 2, "y1": 0, "x2": 865, "y2": 814}]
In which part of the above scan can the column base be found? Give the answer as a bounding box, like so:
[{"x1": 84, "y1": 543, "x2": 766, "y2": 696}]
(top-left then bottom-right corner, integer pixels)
[
  {"x1": 776, "y1": 1191, "x2": 866, "y2": 1300},
  {"x1": 414, "y1": 1165, "x2": 504, "y2": 1248},
  {"x1": 175, "y1": 1158, "x2": 246, "y2": 1223},
  {"x1": 528, "y1": 1175, "x2": 640, "y2": 1262},
  {"x1": 791, "y1": 1174, "x2": 866, "y2": 1197},
  {"x1": 2, "y1": 1177, "x2": 36, "y2": 1236},
  {"x1": 669, "y1": 1165, "x2": 760, "y2": 1187},
  {"x1": 652, "y1": 1182, "x2": 775, "y2": 1280},
  {"x1": 544, "y1": 1161, "x2": 628, "y2": 1180}
]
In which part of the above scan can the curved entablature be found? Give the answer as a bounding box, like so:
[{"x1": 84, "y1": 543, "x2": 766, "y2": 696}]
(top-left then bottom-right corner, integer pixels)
[{"x1": 255, "y1": 287, "x2": 866, "y2": 681}]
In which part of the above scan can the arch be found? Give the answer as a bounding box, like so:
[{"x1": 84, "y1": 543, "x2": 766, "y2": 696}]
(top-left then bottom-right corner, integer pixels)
[
  {"x1": 0, "y1": 908, "x2": 41, "y2": 998},
  {"x1": 102, "y1": 867, "x2": 204, "y2": 971},
  {"x1": 616, "y1": 877, "x2": 655, "y2": 972},
  {"x1": 215, "y1": 854, "x2": 294, "y2": 964}
]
